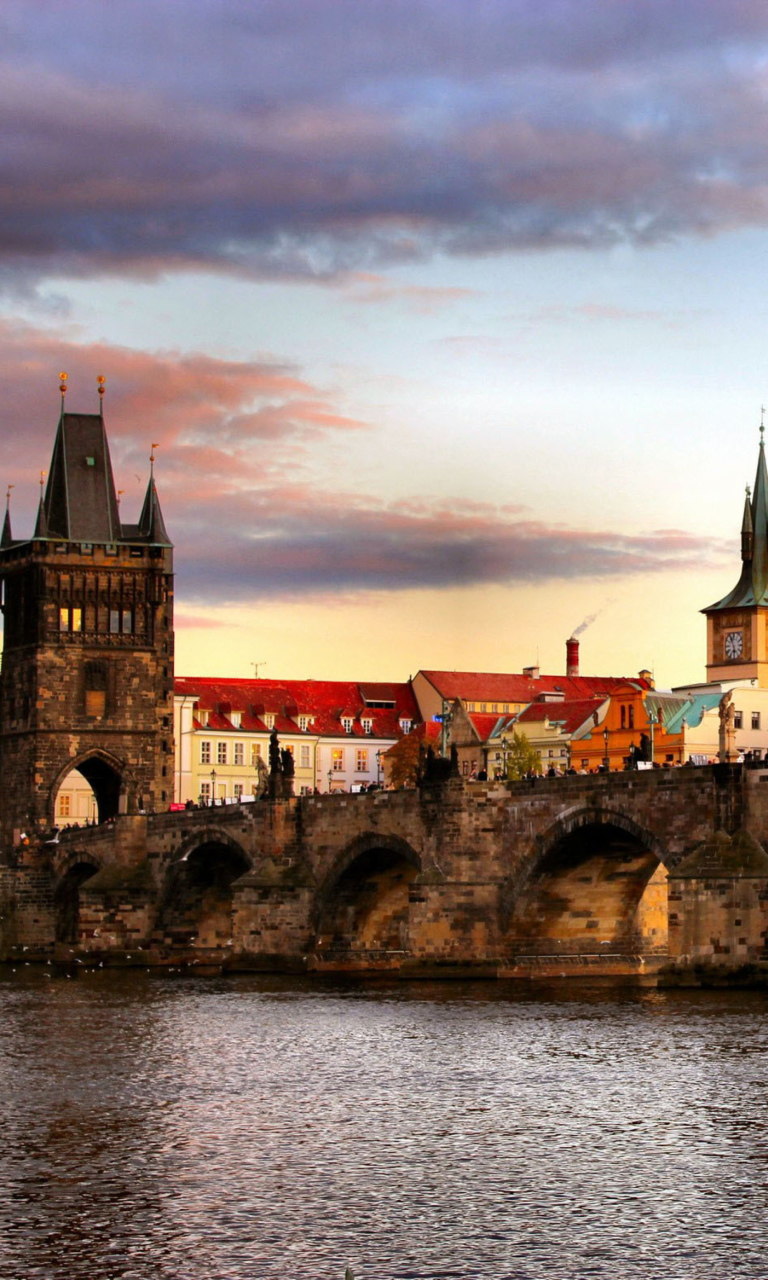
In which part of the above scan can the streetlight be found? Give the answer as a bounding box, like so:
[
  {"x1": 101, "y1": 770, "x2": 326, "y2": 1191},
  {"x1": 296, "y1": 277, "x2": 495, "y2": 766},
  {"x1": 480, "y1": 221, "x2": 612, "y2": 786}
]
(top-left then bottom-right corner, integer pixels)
[
  {"x1": 210, "y1": 768, "x2": 217, "y2": 805},
  {"x1": 603, "y1": 725, "x2": 610, "y2": 772},
  {"x1": 498, "y1": 734, "x2": 511, "y2": 779},
  {"x1": 327, "y1": 768, "x2": 333, "y2": 793},
  {"x1": 376, "y1": 749, "x2": 383, "y2": 785}
]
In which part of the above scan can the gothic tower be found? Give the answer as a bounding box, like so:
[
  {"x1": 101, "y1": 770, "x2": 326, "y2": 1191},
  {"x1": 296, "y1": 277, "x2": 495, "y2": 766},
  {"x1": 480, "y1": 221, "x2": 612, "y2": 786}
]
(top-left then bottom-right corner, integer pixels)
[
  {"x1": 0, "y1": 377, "x2": 174, "y2": 842},
  {"x1": 704, "y1": 425, "x2": 768, "y2": 686}
]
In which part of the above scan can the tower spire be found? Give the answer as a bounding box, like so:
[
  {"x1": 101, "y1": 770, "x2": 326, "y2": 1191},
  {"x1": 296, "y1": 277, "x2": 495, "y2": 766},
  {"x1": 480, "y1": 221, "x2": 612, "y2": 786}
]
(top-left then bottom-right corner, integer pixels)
[
  {"x1": 1, "y1": 485, "x2": 14, "y2": 548},
  {"x1": 138, "y1": 444, "x2": 171, "y2": 546}
]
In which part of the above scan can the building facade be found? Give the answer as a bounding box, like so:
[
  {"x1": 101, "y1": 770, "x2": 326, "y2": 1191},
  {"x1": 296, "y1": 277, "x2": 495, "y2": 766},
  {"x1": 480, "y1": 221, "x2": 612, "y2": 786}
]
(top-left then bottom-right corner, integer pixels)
[{"x1": 173, "y1": 677, "x2": 419, "y2": 801}]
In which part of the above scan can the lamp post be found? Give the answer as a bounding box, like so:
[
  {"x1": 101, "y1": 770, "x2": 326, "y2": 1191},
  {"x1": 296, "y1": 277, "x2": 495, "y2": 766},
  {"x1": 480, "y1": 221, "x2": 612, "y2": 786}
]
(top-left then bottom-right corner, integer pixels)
[
  {"x1": 498, "y1": 734, "x2": 511, "y2": 780},
  {"x1": 603, "y1": 725, "x2": 610, "y2": 772},
  {"x1": 327, "y1": 768, "x2": 333, "y2": 794},
  {"x1": 376, "y1": 749, "x2": 382, "y2": 785},
  {"x1": 210, "y1": 768, "x2": 217, "y2": 806}
]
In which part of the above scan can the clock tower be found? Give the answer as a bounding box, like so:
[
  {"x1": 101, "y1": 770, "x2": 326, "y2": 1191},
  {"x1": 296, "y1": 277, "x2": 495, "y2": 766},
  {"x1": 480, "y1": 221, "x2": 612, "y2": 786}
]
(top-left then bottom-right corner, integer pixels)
[{"x1": 704, "y1": 426, "x2": 768, "y2": 685}]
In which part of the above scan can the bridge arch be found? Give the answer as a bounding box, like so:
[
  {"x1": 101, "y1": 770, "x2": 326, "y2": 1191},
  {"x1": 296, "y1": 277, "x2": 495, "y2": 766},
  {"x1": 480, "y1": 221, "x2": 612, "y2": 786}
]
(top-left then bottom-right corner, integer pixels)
[
  {"x1": 53, "y1": 850, "x2": 103, "y2": 945},
  {"x1": 312, "y1": 831, "x2": 423, "y2": 961},
  {"x1": 157, "y1": 827, "x2": 252, "y2": 953},
  {"x1": 502, "y1": 805, "x2": 670, "y2": 961},
  {"x1": 50, "y1": 749, "x2": 136, "y2": 827}
]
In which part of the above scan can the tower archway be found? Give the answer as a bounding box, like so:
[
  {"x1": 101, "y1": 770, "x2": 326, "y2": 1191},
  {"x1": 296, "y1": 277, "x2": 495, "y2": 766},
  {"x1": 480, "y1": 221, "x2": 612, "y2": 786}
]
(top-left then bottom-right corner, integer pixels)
[{"x1": 51, "y1": 751, "x2": 130, "y2": 827}]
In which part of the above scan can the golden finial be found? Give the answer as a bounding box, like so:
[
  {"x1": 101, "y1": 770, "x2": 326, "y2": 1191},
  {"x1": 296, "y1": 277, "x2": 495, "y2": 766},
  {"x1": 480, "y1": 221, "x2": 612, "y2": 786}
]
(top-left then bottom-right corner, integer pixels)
[
  {"x1": 39, "y1": 471, "x2": 45, "y2": 494},
  {"x1": 117, "y1": 489, "x2": 124, "y2": 508},
  {"x1": 150, "y1": 442, "x2": 159, "y2": 472},
  {"x1": 59, "y1": 371, "x2": 68, "y2": 397},
  {"x1": 6, "y1": 483, "x2": 14, "y2": 508},
  {"x1": 97, "y1": 374, "x2": 106, "y2": 413}
]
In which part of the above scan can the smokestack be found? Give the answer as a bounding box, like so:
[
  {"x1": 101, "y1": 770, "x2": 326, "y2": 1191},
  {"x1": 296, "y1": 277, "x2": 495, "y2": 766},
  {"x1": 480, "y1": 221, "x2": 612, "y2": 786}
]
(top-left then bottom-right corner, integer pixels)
[{"x1": 566, "y1": 636, "x2": 579, "y2": 678}]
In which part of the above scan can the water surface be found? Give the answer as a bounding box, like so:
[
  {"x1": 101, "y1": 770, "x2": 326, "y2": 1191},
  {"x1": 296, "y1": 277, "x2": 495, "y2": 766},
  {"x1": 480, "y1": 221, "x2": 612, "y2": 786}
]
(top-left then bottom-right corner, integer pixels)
[{"x1": 1, "y1": 969, "x2": 766, "y2": 1279}]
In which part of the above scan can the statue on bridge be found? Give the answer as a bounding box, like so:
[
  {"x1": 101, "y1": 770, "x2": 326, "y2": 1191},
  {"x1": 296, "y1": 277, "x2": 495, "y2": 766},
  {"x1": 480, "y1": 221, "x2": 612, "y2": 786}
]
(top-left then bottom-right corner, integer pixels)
[
  {"x1": 267, "y1": 727, "x2": 295, "y2": 800},
  {"x1": 719, "y1": 690, "x2": 737, "y2": 763}
]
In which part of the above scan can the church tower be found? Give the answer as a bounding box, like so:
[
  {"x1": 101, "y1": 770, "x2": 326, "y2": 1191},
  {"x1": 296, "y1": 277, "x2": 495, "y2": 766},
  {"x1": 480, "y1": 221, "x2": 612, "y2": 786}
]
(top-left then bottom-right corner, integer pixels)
[
  {"x1": 704, "y1": 424, "x2": 768, "y2": 686},
  {"x1": 0, "y1": 376, "x2": 174, "y2": 842}
]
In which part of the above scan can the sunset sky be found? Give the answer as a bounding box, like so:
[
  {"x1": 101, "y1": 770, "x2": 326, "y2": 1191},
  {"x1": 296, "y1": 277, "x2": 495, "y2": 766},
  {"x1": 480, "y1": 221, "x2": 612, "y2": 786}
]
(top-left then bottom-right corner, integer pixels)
[{"x1": 2, "y1": 1, "x2": 768, "y2": 687}]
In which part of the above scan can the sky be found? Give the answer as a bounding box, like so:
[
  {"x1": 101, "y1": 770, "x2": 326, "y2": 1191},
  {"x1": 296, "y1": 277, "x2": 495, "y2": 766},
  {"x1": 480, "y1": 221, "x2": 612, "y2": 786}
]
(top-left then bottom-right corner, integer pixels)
[{"x1": 2, "y1": 0, "x2": 768, "y2": 688}]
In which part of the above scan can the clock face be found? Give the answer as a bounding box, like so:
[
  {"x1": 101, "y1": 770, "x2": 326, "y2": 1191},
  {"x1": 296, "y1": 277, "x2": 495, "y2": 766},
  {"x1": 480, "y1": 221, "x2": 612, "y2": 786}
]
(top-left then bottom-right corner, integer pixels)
[{"x1": 725, "y1": 630, "x2": 744, "y2": 660}]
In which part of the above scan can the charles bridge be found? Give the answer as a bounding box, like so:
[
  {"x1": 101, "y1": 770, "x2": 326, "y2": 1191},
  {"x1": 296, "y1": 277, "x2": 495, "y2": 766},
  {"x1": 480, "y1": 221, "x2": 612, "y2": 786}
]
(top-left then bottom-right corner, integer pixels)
[{"x1": 3, "y1": 763, "x2": 768, "y2": 982}]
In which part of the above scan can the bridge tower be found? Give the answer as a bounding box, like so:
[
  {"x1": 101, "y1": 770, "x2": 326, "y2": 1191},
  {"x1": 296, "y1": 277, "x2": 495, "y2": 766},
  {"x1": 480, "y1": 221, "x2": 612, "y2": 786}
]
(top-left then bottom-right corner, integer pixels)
[
  {"x1": 704, "y1": 422, "x2": 768, "y2": 686},
  {"x1": 0, "y1": 378, "x2": 174, "y2": 843}
]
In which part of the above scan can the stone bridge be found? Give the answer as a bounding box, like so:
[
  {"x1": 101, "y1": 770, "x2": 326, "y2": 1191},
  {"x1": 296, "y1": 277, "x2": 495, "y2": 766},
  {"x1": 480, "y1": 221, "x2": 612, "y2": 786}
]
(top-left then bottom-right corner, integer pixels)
[{"x1": 4, "y1": 765, "x2": 768, "y2": 980}]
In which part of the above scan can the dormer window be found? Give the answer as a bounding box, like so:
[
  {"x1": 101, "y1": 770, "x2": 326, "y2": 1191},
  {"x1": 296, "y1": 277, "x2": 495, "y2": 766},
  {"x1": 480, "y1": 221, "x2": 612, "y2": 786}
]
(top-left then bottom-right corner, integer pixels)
[
  {"x1": 264, "y1": 713, "x2": 275, "y2": 729},
  {"x1": 198, "y1": 709, "x2": 208, "y2": 726},
  {"x1": 342, "y1": 716, "x2": 354, "y2": 733},
  {"x1": 230, "y1": 711, "x2": 241, "y2": 728},
  {"x1": 399, "y1": 718, "x2": 412, "y2": 734},
  {"x1": 361, "y1": 717, "x2": 373, "y2": 735},
  {"x1": 298, "y1": 715, "x2": 312, "y2": 731}
]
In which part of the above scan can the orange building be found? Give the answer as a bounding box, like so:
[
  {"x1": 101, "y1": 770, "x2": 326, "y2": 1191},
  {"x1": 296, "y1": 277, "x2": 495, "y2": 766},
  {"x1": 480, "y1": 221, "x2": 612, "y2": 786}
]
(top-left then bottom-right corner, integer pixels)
[{"x1": 573, "y1": 681, "x2": 686, "y2": 771}]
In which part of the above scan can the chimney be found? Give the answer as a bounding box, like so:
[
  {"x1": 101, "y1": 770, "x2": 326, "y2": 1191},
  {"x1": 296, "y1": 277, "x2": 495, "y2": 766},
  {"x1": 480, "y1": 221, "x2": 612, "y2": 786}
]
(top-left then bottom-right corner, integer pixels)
[
  {"x1": 522, "y1": 665, "x2": 540, "y2": 680},
  {"x1": 638, "y1": 668, "x2": 654, "y2": 690},
  {"x1": 566, "y1": 636, "x2": 579, "y2": 678}
]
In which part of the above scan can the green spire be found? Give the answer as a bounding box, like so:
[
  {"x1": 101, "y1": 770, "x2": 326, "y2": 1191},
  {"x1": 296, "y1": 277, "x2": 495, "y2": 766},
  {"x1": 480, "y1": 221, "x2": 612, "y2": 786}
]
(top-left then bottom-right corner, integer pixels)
[{"x1": 705, "y1": 418, "x2": 768, "y2": 611}]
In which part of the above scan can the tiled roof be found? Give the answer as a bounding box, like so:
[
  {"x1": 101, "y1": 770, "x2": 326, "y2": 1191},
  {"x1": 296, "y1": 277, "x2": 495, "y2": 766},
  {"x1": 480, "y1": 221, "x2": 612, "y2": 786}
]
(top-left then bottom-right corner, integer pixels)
[
  {"x1": 176, "y1": 676, "x2": 420, "y2": 740},
  {"x1": 419, "y1": 669, "x2": 648, "y2": 703},
  {"x1": 516, "y1": 698, "x2": 607, "y2": 736}
]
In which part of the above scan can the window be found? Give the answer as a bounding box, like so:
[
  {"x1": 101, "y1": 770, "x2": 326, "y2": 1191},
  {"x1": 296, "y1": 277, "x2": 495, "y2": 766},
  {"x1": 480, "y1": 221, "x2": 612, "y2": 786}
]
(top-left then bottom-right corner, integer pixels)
[
  {"x1": 492, "y1": 703, "x2": 498, "y2": 713},
  {"x1": 332, "y1": 749, "x2": 344, "y2": 772},
  {"x1": 503, "y1": 704, "x2": 509, "y2": 713},
  {"x1": 480, "y1": 703, "x2": 487, "y2": 713},
  {"x1": 356, "y1": 749, "x2": 368, "y2": 773},
  {"x1": 361, "y1": 717, "x2": 373, "y2": 734},
  {"x1": 462, "y1": 760, "x2": 469, "y2": 775},
  {"x1": 342, "y1": 717, "x2": 354, "y2": 733},
  {"x1": 300, "y1": 744, "x2": 310, "y2": 769},
  {"x1": 466, "y1": 702, "x2": 474, "y2": 712},
  {"x1": 234, "y1": 742, "x2": 244, "y2": 766},
  {"x1": 620, "y1": 705, "x2": 626, "y2": 729},
  {"x1": 629, "y1": 706, "x2": 634, "y2": 730},
  {"x1": 263, "y1": 713, "x2": 275, "y2": 729},
  {"x1": 122, "y1": 609, "x2": 133, "y2": 634},
  {"x1": 58, "y1": 793, "x2": 71, "y2": 817},
  {"x1": 217, "y1": 741, "x2": 227, "y2": 765},
  {"x1": 298, "y1": 715, "x2": 311, "y2": 731},
  {"x1": 735, "y1": 711, "x2": 743, "y2": 729},
  {"x1": 753, "y1": 712, "x2": 761, "y2": 730},
  {"x1": 251, "y1": 743, "x2": 261, "y2": 765},
  {"x1": 200, "y1": 782, "x2": 211, "y2": 800},
  {"x1": 399, "y1": 718, "x2": 412, "y2": 734},
  {"x1": 85, "y1": 689, "x2": 106, "y2": 717},
  {"x1": 200, "y1": 741, "x2": 211, "y2": 764},
  {"x1": 59, "y1": 606, "x2": 82, "y2": 633},
  {"x1": 233, "y1": 783, "x2": 243, "y2": 800}
]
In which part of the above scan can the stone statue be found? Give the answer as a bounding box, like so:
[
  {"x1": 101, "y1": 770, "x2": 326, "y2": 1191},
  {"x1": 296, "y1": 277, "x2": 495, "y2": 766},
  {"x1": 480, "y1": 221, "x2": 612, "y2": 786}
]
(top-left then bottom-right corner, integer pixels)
[
  {"x1": 269, "y1": 727, "x2": 282, "y2": 776},
  {"x1": 280, "y1": 747, "x2": 295, "y2": 778},
  {"x1": 718, "y1": 690, "x2": 736, "y2": 763}
]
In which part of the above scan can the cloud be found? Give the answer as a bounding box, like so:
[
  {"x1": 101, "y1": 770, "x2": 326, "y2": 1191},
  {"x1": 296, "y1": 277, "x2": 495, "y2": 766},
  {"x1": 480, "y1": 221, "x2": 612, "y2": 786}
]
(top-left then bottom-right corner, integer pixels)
[
  {"x1": 3, "y1": 3, "x2": 768, "y2": 283},
  {"x1": 0, "y1": 322, "x2": 730, "y2": 605}
]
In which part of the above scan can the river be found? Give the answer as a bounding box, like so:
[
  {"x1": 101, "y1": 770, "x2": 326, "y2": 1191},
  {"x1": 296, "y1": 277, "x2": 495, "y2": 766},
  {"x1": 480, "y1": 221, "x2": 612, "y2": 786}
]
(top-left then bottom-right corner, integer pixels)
[{"x1": 1, "y1": 969, "x2": 766, "y2": 1279}]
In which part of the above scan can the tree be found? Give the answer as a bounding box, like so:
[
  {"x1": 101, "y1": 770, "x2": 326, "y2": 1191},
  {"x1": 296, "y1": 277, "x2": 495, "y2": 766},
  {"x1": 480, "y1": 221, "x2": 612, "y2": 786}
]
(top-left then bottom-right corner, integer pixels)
[
  {"x1": 385, "y1": 731, "x2": 423, "y2": 789},
  {"x1": 506, "y1": 732, "x2": 541, "y2": 780}
]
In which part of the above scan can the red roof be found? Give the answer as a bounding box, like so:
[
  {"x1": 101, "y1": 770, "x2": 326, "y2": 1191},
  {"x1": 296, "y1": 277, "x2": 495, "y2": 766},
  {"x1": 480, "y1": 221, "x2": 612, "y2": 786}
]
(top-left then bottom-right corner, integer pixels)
[
  {"x1": 419, "y1": 669, "x2": 648, "y2": 703},
  {"x1": 175, "y1": 676, "x2": 420, "y2": 741},
  {"x1": 517, "y1": 698, "x2": 607, "y2": 735}
]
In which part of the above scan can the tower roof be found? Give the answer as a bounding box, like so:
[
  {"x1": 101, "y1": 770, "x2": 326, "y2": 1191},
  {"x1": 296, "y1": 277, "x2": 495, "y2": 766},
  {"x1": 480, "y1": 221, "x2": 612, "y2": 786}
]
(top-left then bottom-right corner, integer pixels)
[
  {"x1": 43, "y1": 412, "x2": 121, "y2": 543},
  {"x1": 706, "y1": 430, "x2": 768, "y2": 610},
  {"x1": 137, "y1": 474, "x2": 172, "y2": 546}
]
